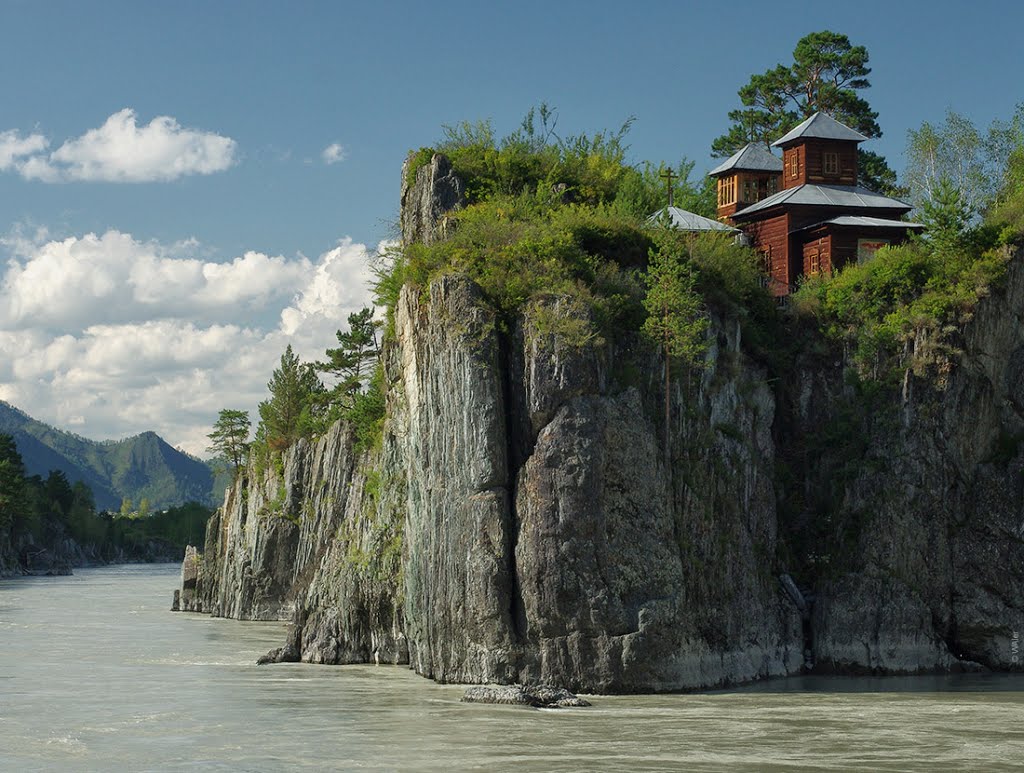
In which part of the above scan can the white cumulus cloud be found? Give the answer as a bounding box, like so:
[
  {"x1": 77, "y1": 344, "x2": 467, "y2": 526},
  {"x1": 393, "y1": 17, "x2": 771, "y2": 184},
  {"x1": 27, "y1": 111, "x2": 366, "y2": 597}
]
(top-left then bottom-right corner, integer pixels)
[
  {"x1": 321, "y1": 142, "x2": 347, "y2": 165},
  {"x1": 9, "y1": 109, "x2": 237, "y2": 183},
  {"x1": 0, "y1": 130, "x2": 49, "y2": 172},
  {"x1": 0, "y1": 229, "x2": 380, "y2": 454}
]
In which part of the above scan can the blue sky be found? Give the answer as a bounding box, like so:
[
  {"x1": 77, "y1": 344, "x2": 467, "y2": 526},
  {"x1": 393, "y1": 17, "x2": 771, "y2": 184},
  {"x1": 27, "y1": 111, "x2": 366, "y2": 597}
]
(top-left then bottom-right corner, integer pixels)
[{"x1": 0, "y1": 0, "x2": 1019, "y2": 453}]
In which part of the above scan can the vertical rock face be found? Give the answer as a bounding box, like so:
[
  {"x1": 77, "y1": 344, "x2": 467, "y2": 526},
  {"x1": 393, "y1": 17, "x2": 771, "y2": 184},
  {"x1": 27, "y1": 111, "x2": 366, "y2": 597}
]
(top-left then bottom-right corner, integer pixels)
[
  {"x1": 178, "y1": 273, "x2": 804, "y2": 691},
  {"x1": 799, "y1": 253, "x2": 1024, "y2": 673},
  {"x1": 183, "y1": 420, "x2": 360, "y2": 621},
  {"x1": 173, "y1": 153, "x2": 1024, "y2": 690},
  {"x1": 510, "y1": 300, "x2": 800, "y2": 691},
  {"x1": 399, "y1": 153, "x2": 465, "y2": 247}
]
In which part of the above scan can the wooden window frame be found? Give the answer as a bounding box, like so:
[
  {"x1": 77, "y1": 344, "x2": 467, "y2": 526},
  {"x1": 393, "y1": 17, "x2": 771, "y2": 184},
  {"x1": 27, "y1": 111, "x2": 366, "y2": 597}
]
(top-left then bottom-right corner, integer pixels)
[
  {"x1": 718, "y1": 175, "x2": 736, "y2": 206},
  {"x1": 823, "y1": 151, "x2": 840, "y2": 176},
  {"x1": 788, "y1": 151, "x2": 799, "y2": 179}
]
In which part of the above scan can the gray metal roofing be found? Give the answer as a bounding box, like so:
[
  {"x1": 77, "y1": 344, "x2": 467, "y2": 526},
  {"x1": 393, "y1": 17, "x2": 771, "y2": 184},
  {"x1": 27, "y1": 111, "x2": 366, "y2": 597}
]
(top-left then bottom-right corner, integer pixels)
[
  {"x1": 708, "y1": 143, "x2": 783, "y2": 176},
  {"x1": 648, "y1": 206, "x2": 737, "y2": 232},
  {"x1": 771, "y1": 112, "x2": 869, "y2": 147},
  {"x1": 730, "y1": 183, "x2": 912, "y2": 219},
  {"x1": 819, "y1": 215, "x2": 924, "y2": 229}
]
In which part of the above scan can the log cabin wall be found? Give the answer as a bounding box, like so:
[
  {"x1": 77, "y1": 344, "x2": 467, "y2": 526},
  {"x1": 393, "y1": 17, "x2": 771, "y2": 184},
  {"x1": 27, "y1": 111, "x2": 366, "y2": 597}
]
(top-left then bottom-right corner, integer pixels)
[
  {"x1": 802, "y1": 235, "x2": 833, "y2": 275},
  {"x1": 743, "y1": 213, "x2": 791, "y2": 295},
  {"x1": 782, "y1": 146, "x2": 805, "y2": 189},
  {"x1": 800, "y1": 139, "x2": 858, "y2": 187}
]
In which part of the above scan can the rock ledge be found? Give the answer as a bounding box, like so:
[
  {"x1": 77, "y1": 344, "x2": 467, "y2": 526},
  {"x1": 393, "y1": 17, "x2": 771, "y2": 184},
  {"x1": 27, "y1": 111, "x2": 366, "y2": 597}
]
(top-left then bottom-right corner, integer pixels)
[{"x1": 461, "y1": 685, "x2": 591, "y2": 708}]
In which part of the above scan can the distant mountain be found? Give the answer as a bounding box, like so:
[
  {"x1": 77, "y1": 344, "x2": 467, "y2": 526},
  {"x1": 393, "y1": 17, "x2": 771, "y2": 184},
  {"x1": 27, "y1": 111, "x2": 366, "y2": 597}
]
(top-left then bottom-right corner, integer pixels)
[{"x1": 0, "y1": 401, "x2": 218, "y2": 511}]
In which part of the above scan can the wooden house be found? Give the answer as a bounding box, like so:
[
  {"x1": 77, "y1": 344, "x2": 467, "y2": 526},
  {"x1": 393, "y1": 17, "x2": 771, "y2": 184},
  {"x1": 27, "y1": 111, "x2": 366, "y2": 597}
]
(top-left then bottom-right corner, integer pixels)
[{"x1": 711, "y1": 112, "x2": 922, "y2": 296}]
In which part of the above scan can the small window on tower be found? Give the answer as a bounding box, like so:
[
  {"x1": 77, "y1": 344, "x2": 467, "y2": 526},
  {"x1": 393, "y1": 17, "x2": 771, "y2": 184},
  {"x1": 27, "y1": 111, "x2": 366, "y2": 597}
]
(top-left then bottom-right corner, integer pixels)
[
  {"x1": 718, "y1": 176, "x2": 736, "y2": 206},
  {"x1": 742, "y1": 179, "x2": 758, "y2": 202},
  {"x1": 788, "y1": 152, "x2": 799, "y2": 178},
  {"x1": 823, "y1": 152, "x2": 840, "y2": 176}
]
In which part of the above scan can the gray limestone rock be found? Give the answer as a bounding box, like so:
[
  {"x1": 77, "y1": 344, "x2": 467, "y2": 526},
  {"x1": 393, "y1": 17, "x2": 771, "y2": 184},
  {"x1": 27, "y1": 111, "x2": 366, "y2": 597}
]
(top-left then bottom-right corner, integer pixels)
[
  {"x1": 170, "y1": 155, "x2": 1024, "y2": 691},
  {"x1": 399, "y1": 152, "x2": 464, "y2": 247},
  {"x1": 461, "y1": 684, "x2": 591, "y2": 708}
]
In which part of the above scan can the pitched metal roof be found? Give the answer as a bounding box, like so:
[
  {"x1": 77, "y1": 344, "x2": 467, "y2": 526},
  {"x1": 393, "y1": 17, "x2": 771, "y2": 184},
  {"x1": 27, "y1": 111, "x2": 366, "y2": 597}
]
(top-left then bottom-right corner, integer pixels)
[
  {"x1": 813, "y1": 215, "x2": 924, "y2": 230},
  {"x1": 708, "y1": 143, "x2": 782, "y2": 176},
  {"x1": 771, "y1": 112, "x2": 868, "y2": 147},
  {"x1": 647, "y1": 206, "x2": 737, "y2": 232},
  {"x1": 730, "y1": 183, "x2": 912, "y2": 220}
]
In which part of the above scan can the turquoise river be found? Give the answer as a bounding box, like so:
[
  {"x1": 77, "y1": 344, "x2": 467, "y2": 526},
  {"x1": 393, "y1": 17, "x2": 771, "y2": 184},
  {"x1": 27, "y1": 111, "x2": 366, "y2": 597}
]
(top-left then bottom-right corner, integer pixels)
[{"x1": 1, "y1": 565, "x2": 1022, "y2": 771}]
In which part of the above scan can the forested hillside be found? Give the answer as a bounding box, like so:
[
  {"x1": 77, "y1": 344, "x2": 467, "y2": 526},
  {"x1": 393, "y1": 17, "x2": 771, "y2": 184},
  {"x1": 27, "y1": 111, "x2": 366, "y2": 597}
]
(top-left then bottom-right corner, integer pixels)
[{"x1": 0, "y1": 401, "x2": 218, "y2": 510}]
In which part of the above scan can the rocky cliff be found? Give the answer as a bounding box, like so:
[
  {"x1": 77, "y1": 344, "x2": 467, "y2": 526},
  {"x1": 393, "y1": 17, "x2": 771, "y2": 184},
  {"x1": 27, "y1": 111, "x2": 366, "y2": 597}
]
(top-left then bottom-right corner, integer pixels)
[
  {"x1": 176, "y1": 153, "x2": 1023, "y2": 691},
  {"x1": 782, "y1": 252, "x2": 1024, "y2": 673}
]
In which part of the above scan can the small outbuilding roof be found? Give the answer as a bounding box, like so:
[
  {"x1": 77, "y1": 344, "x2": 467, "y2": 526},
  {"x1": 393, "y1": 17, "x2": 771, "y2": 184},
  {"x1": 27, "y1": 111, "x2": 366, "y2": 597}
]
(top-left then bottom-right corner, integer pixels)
[
  {"x1": 730, "y1": 183, "x2": 911, "y2": 220},
  {"x1": 772, "y1": 112, "x2": 868, "y2": 147},
  {"x1": 708, "y1": 143, "x2": 782, "y2": 177},
  {"x1": 793, "y1": 215, "x2": 924, "y2": 234},
  {"x1": 648, "y1": 206, "x2": 737, "y2": 232}
]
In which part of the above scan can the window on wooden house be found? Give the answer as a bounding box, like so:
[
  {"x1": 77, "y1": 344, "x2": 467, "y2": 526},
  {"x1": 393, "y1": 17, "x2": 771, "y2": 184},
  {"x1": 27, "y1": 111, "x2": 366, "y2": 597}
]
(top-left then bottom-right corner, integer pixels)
[
  {"x1": 742, "y1": 178, "x2": 759, "y2": 203},
  {"x1": 809, "y1": 246, "x2": 821, "y2": 274},
  {"x1": 788, "y1": 152, "x2": 799, "y2": 179},
  {"x1": 717, "y1": 176, "x2": 736, "y2": 206},
  {"x1": 823, "y1": 152, "x2": 840, "y2": 176},
  {"x1": 767, "y1": 175, "x2": 779, "y2": 195},
  {"x1": 759, "y1": 247, "x2": 772, "y2": 284}
]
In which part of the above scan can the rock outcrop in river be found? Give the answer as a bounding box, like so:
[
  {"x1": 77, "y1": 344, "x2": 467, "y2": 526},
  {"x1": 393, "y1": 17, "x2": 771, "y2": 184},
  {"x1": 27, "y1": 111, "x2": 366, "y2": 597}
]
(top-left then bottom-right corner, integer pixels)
[{"x1": 175, "y1": 153, "x2": 1024, "y2": 692}]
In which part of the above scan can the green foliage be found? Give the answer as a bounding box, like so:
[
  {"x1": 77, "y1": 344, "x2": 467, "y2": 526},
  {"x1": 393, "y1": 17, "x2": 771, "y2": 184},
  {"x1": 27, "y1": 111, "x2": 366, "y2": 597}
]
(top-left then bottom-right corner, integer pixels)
[
  {"x1": 0, "y1": 434, "x2": 26, "y2": 530},
  {"x1": 315, "y1": 307, "x2": 381, "y2": 416},
  {"x1": 206, "y1": 409, "x2": 251, "y2": 475},
  {"x1": 0, "y1": 430, "x2": 213, "y2": 561},
  {"x1": 349, "y1": 364, "x2": 386, "y2": 453},
  {"x1": 256, "y1": 345, "x2": 324, "y2": 453},
  {"x1": 641, "y1": 235, "x2": 709, "y2": 367},
  {"x1": 791, "y1": 233, "x2": 1008, "y2": 379},
  {"x1": 414, "y1": 104, "x2": 636, "y2": 207},
  {"x1": 395, "y1": 192, "x2": 649, "y2": 334},
  {"x1": 612, "y1": 159, "x2": 717, "y2": 220},
  {"x1": 713, "y1": 29, "x2": 879, "y2": 156},
  {"x1": 405, "y1": 146, "x2": 436, "y2": 189},
  {"x1": 904, "y1": 106, "x2": 1024, "y2": 219},
  {"x1": 712, "y1": 30, "x2": 898, "y2": 195}
]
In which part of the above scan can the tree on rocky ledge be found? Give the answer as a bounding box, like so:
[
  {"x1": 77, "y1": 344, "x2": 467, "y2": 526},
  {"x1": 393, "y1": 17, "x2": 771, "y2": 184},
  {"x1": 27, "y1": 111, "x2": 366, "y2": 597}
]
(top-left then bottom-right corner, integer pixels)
[
  {"x1": 258, "y1": 345, "x2": 323, "y2": 452},
  {"x1": 315, "y1": 307, "x2": 381, "y2": 417},
  {"x1": 642, "y1": 237, "x2": 708, "y2": 461},
  {"x1": 207, "y1": 409, "x2": 251, "y2": 475}
]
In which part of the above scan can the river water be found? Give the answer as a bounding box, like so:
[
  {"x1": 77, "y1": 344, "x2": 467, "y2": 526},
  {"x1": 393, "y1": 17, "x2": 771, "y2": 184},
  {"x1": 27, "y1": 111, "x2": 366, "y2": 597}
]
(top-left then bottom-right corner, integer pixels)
[{"x1": 1, "y1": 565, "x2": 1023, "y2": 772}]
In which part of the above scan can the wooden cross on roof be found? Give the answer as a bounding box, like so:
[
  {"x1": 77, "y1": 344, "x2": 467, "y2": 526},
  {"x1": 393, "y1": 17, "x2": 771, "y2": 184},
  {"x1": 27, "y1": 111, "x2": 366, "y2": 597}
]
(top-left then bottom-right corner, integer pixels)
[{"x1": 659, "y1": 167, "x2": 676, "y2": 207}]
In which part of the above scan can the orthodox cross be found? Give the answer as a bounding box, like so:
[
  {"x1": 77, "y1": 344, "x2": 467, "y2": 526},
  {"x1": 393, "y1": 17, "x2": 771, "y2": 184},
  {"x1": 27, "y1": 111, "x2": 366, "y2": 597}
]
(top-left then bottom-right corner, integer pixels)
[{"x1": 659, "y1": 167, "x2": 676, "y2": 207}]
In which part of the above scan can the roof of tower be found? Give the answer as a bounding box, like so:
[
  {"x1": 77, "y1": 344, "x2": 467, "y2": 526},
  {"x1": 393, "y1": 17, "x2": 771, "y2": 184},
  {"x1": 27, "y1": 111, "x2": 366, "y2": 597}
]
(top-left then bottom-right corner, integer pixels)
[
  {"x1": 708, "y1": 143, "x2": 782, "y2": 177},
  {"x1": 771, "y1": 112, "x2": 869, "y2": 147}
]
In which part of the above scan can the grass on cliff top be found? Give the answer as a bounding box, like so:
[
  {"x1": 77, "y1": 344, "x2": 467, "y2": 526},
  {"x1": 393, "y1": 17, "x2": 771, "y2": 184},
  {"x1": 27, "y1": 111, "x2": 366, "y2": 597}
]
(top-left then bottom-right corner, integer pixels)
[
  {"x1": 406, "y1": 106, "x2": 633, "y2": 207},
  {"x1": 376, "y1": 188, "x2": 780, "y2": 359},
  {"x1": 790, "y1": 220, "x2": 1018, "y2": 384}
]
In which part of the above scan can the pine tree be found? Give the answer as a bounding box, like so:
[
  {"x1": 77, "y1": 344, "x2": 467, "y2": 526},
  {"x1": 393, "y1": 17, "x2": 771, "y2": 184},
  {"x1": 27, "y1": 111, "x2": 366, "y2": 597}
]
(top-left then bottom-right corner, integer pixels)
[
  {"x1": 258, "y1": 345, "x2": 323, "y2": 451},
  {"x1": 207, "y1": 409, "x2": 251, "y2": 474},
  {"x1": 641, "y1": 237, "x2": 708, "y2": 461},
  {"x1": 316, "y1": 307, "x2": 381, "y2": 414},
  {"x1": 0, "y1": 434, "x2": 26, "y2": 529},
  {"x1": 712, "y1": 30, "x2": 899, "y2": 194}
]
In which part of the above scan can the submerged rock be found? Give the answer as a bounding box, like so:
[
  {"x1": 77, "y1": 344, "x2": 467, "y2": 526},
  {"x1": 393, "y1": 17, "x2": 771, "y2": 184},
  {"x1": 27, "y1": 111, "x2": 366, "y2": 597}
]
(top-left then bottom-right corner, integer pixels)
[{"x1": 461, "y1": 685, "x2": 591, "y2": 708}]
